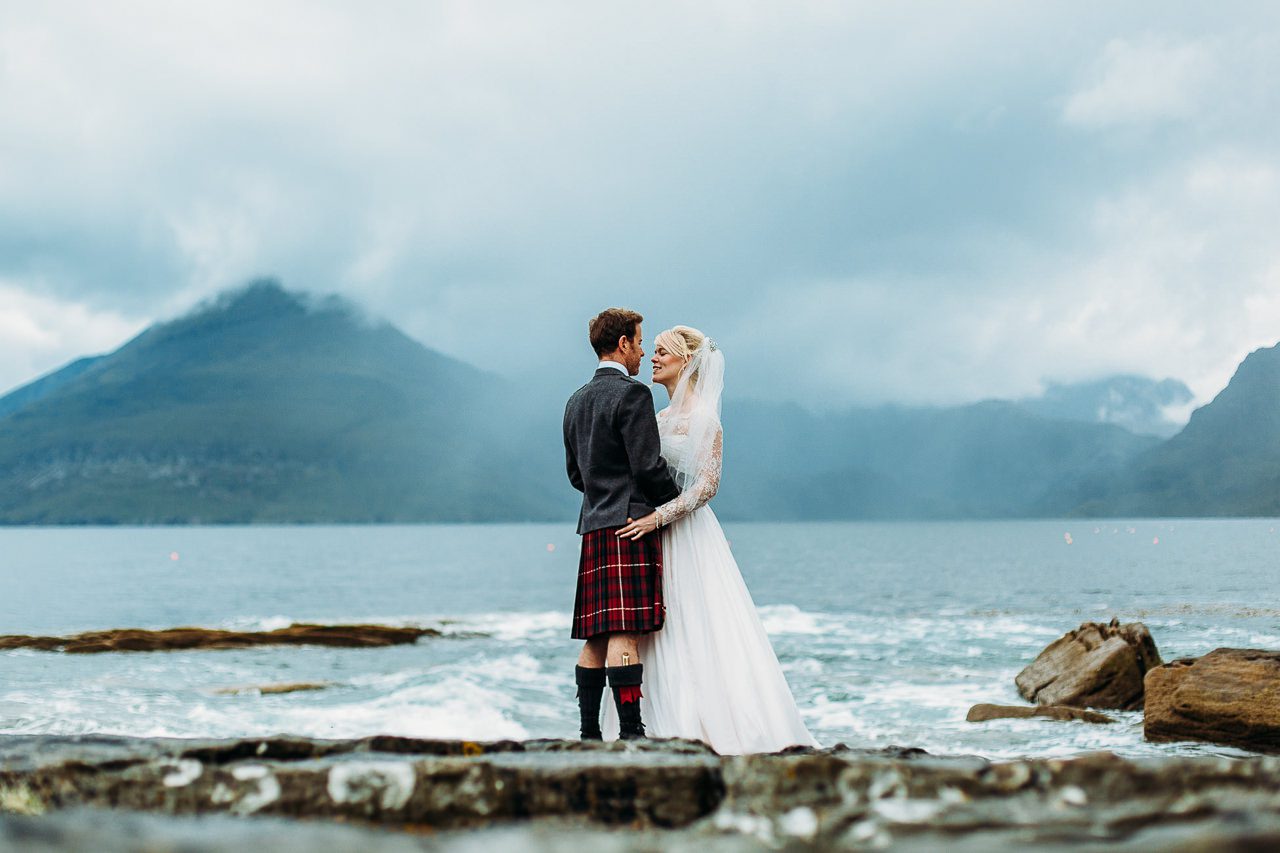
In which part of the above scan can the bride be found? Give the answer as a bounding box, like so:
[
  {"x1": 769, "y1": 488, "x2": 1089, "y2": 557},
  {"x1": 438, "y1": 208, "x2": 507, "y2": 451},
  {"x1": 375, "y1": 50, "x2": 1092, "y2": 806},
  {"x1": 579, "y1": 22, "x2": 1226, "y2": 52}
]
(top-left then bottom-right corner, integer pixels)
[{"x1": 603, "y1": 325, "x2": 817, "y2": 754}]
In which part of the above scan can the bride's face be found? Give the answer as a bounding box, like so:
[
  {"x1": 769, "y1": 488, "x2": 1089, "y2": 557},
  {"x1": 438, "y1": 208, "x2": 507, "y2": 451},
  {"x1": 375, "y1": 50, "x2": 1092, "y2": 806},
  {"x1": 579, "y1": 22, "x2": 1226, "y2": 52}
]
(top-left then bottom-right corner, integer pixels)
[{"x1": 651, "y1": 344, "x2": 683, "y2": 384}]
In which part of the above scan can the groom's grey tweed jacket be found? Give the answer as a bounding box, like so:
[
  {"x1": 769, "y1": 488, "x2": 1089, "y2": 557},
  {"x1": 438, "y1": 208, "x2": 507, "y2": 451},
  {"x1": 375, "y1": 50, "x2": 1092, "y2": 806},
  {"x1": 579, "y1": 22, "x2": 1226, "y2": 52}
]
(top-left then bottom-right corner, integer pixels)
[{"x1": 564, "y1": 368, "x2": 680, "y2": 535}]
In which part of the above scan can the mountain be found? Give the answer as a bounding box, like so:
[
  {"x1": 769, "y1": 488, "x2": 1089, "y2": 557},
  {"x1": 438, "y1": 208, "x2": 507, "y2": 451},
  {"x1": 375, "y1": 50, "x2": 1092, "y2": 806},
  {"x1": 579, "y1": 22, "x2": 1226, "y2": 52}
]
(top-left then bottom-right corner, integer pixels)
[
  {"x1": 1014, "y1": 375, "x2": 1193, "y2": 438},
  {"x1": 0, "y1": 280, "x2": 571, "y2": 523},
  {"x1": 1066, "y1": 344, "x2": 1280, "y2": 516},
  {"x1": 1, "y1": 279, "x2": 1236, "y2": 524},
  {"x1": 0, "y1": 356, "x2": 106, "y2": 420}
]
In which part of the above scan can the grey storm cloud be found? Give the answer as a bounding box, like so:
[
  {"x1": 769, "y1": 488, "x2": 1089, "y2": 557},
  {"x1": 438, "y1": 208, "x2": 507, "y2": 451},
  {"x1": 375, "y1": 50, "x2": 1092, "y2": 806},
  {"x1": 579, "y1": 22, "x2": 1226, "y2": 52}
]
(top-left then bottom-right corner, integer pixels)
[{"x1": 2, "y1": 1, "x2": 1280, "y2": 408}]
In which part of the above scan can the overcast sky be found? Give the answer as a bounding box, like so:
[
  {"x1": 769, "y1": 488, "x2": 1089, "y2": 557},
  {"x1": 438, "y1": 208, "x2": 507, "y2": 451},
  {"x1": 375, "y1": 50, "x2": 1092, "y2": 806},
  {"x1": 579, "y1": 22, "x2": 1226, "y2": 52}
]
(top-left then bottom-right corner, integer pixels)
[{"x1": 2, "y1": 2, "x2": 1278, "y2": 411}]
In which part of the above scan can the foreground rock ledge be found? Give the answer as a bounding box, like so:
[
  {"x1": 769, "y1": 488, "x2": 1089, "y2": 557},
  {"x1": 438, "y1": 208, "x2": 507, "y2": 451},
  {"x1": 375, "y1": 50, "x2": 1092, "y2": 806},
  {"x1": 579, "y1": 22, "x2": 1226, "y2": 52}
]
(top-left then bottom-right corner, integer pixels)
[
  {"x1": 0, "y1": 624, "x2": 440, "y2": 653},
  {"x1": 966, "y1": 703, "x2": 1115, "y2": 724},
  {"x1": 4, "y1": 735, "x2": 1280, "y2": 849},
  {"x1": 1145, "y1": 648, "x2": 1280, "y2": 753},
  {"x1": 1016, "y1": 618, "x2": 1162, "y2": 710}
]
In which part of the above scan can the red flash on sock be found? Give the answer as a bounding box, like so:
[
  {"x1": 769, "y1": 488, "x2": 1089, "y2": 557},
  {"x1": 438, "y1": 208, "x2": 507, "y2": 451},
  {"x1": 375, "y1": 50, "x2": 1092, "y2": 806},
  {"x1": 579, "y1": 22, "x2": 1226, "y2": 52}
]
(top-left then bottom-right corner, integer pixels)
[{"x1": 618, "y1": 686, "x2": 642, "y2": 704}]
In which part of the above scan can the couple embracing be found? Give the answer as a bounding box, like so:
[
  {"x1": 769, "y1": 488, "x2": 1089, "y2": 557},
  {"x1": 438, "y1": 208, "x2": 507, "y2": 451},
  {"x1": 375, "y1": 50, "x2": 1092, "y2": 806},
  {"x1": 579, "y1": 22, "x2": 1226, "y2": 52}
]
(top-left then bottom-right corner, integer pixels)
[{"x1": 563, "y1": 308, "x2": 816, "y2": 755}]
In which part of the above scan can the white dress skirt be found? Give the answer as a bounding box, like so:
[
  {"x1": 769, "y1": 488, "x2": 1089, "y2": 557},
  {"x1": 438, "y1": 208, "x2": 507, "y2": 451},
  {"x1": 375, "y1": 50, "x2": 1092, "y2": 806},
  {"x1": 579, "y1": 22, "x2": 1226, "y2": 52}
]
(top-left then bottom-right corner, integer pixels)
[{"x1": 602, "y1": 425, "x2": 818, "y2": 754}]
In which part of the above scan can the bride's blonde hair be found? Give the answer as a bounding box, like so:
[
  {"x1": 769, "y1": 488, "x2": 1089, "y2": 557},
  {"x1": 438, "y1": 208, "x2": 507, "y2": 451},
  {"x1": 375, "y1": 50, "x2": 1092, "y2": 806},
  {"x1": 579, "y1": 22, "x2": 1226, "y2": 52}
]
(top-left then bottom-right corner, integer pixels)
[{"x1": 656, "y1": 325, "x2": 708, "y2": 386}]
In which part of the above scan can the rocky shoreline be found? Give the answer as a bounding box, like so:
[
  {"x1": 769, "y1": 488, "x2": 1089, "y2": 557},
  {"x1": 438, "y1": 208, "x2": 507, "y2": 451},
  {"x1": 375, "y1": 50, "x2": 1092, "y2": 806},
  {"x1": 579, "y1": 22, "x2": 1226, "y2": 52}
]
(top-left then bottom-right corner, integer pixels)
[
  {"x1": 4, "y1": 734, "x2": 1280, "y2": 850},
  {"x1": 966, "y1": 619, "x2": 1280, "y2": 755}
]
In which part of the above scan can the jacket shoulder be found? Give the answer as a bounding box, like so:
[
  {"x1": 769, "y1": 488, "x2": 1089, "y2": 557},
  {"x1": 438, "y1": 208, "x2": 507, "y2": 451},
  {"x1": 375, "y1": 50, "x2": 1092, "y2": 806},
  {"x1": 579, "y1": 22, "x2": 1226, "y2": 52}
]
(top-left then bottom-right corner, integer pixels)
[{"x1": 618, "y1": 378, "x2": 653, "y2": 399}]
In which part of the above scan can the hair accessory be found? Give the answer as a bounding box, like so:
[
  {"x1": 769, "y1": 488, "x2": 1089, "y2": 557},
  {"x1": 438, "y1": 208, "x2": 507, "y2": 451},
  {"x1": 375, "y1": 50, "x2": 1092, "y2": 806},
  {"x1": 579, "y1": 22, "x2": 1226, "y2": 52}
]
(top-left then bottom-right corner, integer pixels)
[{"x1": 705, "y1": 337, "x2": 718, "y2": 352}]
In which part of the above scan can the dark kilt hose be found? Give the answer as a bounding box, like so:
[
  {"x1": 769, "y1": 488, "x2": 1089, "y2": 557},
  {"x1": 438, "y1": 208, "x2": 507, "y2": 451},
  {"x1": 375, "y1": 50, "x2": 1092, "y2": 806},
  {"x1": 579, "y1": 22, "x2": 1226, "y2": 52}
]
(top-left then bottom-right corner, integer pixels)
[{"x1": 571, "y1": 527, "x2": 664, "y2": 639}]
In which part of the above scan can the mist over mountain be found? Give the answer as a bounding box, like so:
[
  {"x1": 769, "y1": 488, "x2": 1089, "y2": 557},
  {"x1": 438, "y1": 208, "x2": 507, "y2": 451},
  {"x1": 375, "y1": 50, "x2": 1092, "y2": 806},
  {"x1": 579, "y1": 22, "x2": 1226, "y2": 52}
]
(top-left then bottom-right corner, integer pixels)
[
  {"x1": 714, "y1": 400, "x2": 1157, "y2": 520},
  {"x1": 0, "y1": 281, "x2": 1273, "y2": 523},
  {"x1": 1013, "y1": 376, "x2": 1193, "y2": 438},
  {"x1": 1065, "y1": 343, "x2": 1280, "y2": 517}
]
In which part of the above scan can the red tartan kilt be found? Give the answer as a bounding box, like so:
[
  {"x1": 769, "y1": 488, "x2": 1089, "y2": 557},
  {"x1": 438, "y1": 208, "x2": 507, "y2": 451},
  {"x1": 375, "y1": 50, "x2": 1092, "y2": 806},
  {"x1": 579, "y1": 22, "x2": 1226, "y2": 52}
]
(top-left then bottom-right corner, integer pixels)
[{"x1": 571, "y1": 527, "x2": 664, "y2": 639}]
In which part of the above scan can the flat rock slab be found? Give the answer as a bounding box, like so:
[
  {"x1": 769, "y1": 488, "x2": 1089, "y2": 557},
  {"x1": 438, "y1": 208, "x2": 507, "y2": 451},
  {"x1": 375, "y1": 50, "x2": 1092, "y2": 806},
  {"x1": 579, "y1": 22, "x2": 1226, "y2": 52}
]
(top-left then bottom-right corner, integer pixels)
[
  {"x1": 212, "y1": 683, "x2": 334, "y2": 696},
  {"x1": 1145, "y1": 648, "x2": 1280, "y2": 753},
  {"x1": 1016, "y1": 619, "x2": 1162, "y2": 710},
  {"x1": 0, "y1": 624, "x2": 440, "y2": 653},
  {"x1": 6, "y1": 736, "x2": 1280, "y2": 849},
  {"x1": 966, "y1": 704, "x2": 1116, "y2": 724}
]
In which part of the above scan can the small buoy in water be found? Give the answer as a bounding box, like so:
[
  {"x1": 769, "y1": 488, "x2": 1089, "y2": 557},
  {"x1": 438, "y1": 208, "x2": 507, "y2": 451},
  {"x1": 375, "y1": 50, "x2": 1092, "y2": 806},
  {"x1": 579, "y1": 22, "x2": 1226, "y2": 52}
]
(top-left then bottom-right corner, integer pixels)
[
  {"x1": 546, "y1": 543, "x2": 555, "y2": 553},
  {"x1": 1064, "y1": 532, "x2": 1073, "y2": 545},
  {"x1": 169, "y1": 552, "x2": 180, "y2": 561},
  {"x1": 1153, "y1": 537, "x2": 1159, "y2": 545}
]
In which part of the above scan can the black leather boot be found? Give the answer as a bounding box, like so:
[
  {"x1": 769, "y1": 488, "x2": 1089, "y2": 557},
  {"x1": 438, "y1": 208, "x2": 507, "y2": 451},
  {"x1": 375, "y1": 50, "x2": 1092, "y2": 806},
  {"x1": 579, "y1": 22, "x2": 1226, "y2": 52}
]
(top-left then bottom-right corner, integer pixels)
[
  {"x1": 575, "y1": 666, "x2": 606, "y2": 741},
  {"x1": 607, "y1": 663, "x2": 646, "y2": 740}
]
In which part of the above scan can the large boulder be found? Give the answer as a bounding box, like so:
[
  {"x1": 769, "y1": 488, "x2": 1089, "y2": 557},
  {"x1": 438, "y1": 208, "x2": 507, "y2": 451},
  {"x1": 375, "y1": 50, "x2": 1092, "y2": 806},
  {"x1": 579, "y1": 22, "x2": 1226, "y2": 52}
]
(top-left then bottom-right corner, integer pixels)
[
  {"x1": 1145, "y1": 648, "x2": 1280, "y2": 753},
  {"x1": 1015, "y1": 618, "x2": 1162, "y2": 710}
]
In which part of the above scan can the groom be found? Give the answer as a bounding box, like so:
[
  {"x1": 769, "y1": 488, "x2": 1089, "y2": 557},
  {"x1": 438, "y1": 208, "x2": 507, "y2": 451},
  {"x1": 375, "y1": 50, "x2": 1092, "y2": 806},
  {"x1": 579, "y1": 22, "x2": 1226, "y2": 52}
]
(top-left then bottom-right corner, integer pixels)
[{"x1": 563, "y1": 308, "x2": 680, "y2": 740}]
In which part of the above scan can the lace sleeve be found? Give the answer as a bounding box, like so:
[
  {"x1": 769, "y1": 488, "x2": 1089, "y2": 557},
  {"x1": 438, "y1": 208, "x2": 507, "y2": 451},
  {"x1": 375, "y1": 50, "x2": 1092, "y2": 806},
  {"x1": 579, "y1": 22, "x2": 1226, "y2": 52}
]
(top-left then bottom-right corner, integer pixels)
[{"x1": 655, "y1": 428, "x2": 722, "y2": 527}]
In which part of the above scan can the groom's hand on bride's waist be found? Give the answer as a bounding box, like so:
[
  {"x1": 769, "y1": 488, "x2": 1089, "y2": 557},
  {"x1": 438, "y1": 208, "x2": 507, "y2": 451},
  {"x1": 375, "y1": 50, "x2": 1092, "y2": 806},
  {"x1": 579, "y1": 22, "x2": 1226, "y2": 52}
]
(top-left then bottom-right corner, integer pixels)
[{"x1": 617, "y1": 513, "x2": 660, "y2": 540}]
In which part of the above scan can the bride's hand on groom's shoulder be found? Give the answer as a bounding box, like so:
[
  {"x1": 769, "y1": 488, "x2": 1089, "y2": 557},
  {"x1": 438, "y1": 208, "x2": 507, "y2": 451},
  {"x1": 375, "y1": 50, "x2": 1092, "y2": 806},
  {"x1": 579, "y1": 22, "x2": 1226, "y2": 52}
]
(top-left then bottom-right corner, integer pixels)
[{"x1": 617, "y1": 514, "x2": 659, "y2": 540}]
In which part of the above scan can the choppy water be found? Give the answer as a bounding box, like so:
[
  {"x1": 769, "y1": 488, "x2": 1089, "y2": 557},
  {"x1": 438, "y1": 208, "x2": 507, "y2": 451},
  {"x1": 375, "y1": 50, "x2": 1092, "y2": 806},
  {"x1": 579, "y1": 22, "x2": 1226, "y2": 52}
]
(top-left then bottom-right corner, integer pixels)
[{"x1": 2, "y1": 520, "x2": 1277, "y2": 758}]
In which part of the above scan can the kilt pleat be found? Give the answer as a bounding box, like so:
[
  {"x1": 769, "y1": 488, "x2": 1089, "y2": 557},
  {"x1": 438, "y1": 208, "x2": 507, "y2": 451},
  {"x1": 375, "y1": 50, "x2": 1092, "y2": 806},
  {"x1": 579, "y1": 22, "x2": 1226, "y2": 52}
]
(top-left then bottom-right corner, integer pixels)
[{"x1": 571, "y1": 527, "x2": 664, "y2": 639}]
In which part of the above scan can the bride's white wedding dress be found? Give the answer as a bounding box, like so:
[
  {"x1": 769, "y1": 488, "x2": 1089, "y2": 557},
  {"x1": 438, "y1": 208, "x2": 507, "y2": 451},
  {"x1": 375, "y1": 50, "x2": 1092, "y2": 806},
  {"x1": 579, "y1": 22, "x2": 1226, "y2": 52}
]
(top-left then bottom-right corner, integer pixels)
[{"x1": 603, "y1": 395, "x2": 818, "y2": 754}]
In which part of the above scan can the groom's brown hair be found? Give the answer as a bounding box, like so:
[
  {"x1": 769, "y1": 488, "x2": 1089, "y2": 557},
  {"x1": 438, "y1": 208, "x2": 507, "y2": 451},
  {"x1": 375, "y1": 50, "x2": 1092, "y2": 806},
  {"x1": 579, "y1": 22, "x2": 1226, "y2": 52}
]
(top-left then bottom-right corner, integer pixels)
[{"x1": 589, "y1": 308, "x2": 643, "y2": 357}]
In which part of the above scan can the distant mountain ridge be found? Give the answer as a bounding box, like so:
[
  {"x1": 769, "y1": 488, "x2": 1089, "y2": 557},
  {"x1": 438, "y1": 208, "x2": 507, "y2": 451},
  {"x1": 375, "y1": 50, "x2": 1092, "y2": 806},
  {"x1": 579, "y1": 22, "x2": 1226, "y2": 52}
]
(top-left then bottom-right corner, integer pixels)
[
  {"x1": 1065, "y1": 343, "x2": 1280, "y2": 517},
  {"x1": 1, "y1": 280, "x2": 1274, "y2": 523},
  {"x1": 715, "y1": 399, "x2": 1158, "y2": 520},
  {"x1": 1013, "y1": 375, "x2": 1193, "y2": 438}
]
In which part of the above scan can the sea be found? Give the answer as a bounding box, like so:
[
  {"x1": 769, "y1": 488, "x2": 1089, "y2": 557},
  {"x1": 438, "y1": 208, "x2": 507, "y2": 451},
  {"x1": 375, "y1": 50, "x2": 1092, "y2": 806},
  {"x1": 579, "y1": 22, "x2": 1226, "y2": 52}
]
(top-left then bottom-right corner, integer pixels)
[{"x1": 1, "y1": 520, "x2": 1277, "y2": 759}]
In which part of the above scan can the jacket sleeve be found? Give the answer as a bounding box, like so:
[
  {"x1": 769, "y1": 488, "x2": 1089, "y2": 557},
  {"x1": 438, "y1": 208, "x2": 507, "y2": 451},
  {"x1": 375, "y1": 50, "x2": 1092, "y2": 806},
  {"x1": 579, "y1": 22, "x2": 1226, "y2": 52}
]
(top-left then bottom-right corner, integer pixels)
[
  {"x1": 563, "y1": 406, "x2": 584, "y2": 493},
  {"x1": 617, "y1": 382, "x2": 680, "y2": 506}
]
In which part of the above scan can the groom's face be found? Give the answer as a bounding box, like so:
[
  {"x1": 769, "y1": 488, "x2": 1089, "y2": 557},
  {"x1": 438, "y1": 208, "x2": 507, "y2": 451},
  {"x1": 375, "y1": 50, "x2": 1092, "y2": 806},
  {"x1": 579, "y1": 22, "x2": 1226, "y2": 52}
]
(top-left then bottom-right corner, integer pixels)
[{"x1": 619, "y1": 324, "x2": 644, "y2": 376}]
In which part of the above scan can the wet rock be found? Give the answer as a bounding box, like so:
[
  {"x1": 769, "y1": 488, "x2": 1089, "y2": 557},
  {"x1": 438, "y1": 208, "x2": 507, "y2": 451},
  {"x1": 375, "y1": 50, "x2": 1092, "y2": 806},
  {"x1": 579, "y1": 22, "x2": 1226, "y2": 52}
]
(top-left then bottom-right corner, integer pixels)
[
  {"x1": 1145, "y1": 648, "x2": 1280, "y2": 753},
  {"x1": 1015, "y1": 618, "x2": 1162, "y2": 710},
  {"x1": 712, "y1": 747, "x2": 1280, "y2": 848},
  {"x1": 0, "y1": 624, "x2": 439, "y2": 653},
  {"x1": 212, "y1": 683, "x2": 334, "y2": 696},
  {"x1": 0, "y1": 735, "x2": 722, "y2": 829},
  {"x1": 966, "y1": 704, "x2": 1115, "y2": 724}
]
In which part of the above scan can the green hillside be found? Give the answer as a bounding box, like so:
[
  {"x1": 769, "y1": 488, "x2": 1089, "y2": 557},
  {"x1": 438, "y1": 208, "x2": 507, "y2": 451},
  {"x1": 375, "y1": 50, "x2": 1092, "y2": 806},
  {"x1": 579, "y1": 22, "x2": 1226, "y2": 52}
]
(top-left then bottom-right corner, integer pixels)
[{"x1": 0, "y1": 280, "x2": 569, "y2": 523}]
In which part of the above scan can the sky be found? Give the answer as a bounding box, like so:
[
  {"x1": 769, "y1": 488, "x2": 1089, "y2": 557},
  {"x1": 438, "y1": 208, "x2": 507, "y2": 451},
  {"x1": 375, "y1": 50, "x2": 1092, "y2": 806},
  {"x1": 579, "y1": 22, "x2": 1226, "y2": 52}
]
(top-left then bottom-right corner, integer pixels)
[{"x1": 2, "y1": 1, "x2": 1279, "y2": 411}]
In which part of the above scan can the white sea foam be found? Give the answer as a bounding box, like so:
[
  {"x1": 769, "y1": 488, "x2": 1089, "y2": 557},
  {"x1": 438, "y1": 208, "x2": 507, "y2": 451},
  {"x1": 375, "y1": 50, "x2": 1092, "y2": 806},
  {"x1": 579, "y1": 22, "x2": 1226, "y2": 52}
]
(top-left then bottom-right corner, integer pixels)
[
  {"x1": 439, "y1": 611, "x2": 571, "y2": 641},
  {"x1": 2, "y1": 600, "x2": 1272, "y2": 760},
  {"x1": 758, "y1": 604, "x2": 832, "y2": 636},
  {"x1": 218, "y1": 615, "x2": 297, "y2": 632}
]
